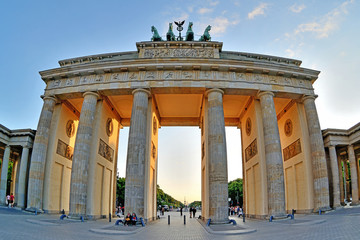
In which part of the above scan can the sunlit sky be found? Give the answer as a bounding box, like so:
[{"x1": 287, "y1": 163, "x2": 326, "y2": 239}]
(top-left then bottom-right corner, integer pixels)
[{"x1": 1, "y1": 0, "x2": 359, "y2": 203}]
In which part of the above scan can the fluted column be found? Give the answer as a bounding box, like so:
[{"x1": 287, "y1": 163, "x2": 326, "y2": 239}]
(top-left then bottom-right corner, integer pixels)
[
  {"x1": 258, "y1": 91, "x2": 286, "y2": 218},
  {"x1": 27, "y1": 96, "x2": 57, "y2": 211},
  {"x1": 206, "y1": 89, "x2": 228, "y2": 224},
  {"x1": 124, "y1": 89, "x2": 150, "y2": 217},
  {"x1": 329, "y1": 146, "x2": 341, "y2": 208},
  {"x1": 302, "y1": 96, "x2": 330, "y2": 211},
  {"x1": 348, "y1": 145, "x2": 359, "y2": 205},
  {"x1": 0, "y1": 145, "x2": 11, "y2": 205},
  {"x1": 16, "y1": 146, "x2": 29, "y2": 208},
  {"x1": 69, "y1": 92, "x2": 99, "y2": 218}
]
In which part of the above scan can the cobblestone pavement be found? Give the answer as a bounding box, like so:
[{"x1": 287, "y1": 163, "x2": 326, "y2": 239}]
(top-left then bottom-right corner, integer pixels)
[{"x1": 1, "y1": 206, "x2": 360, "y2": 240}]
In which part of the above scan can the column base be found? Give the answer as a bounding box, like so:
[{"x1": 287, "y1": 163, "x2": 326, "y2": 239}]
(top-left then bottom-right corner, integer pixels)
[
  {"x1": 350, "y1": 201, "x2": 360, "y2": 206},
  {"x1": 313, "y1": 206, "x2": 331, "y2": 213},
  {"x1": 25, "y1": 207, "x2": 44, "y2": 214}
]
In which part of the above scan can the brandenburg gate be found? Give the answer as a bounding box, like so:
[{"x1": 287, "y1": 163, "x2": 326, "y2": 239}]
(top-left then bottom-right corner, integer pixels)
[{"x1": 13, "y1": 37, "x2": 337, "y2": 222}]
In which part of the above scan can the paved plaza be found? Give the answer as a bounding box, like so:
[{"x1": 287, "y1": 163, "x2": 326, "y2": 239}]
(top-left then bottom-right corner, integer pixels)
[{"x1": 1, "y1": 206, "x2": 360, "y2": 240}]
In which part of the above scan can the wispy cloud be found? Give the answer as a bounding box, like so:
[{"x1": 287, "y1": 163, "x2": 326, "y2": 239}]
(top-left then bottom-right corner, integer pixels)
[
  {"x1": 209, "y1": 1, "x2": 219, "y2": 6},
  {"x1": 289, "y1": 3, "x2": 306, "y2": 13},
  {"x1": 248, "y1": 3, "x2": 268, "y2": 20},
  {"x1": 210, "y1": 17, "x2": 240, "y2": 35},
  {"x1": 198, "y1": 7, "x2": 213, "y2": 14},
  {"x1": 289, "y1": 0, "x2": 354, "y2": 39}
]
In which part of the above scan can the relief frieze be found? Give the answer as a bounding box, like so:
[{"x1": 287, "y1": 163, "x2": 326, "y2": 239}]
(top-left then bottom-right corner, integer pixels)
[
  {"x1": 283, "y1": 138, "x2": 302, "y2": 161},
  {"x1": 245, "y1": 139, "x2": 257, "y2": 162},
  {"x1": 98, "y1": 138, "x2": 114, "y2": 162},
  {"x1": 141, "y1": 48, "x2": 215, "y2": 58},
  {"x1": 56, "y1": 139, "x2": 73, "y2": 160}
]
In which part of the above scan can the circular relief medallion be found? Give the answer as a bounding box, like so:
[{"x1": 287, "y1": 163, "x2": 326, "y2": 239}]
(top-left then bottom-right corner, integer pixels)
[
  {"x1": 153, "y1": 116, "x2": 157, "y2": 135},
  {"x1": 66, "y1": 120, "x2": 75, "y2": 137},
  {"x1": 246, "y1": 118, "x2": 251, "y2": 136},
  {"x1": 284, "y1": 119, "x2": 293, "y2": 137},
  {"x1": 106, "y1": 118, "x2": 113, "y2": 137}
]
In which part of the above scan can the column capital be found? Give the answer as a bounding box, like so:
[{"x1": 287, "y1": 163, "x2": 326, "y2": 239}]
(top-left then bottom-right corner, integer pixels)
[
  {"x1": 5, "y1": 145, "x2": 10, "y2": 149},
  {"x1": 41, "y1": 95, "x2": 57, "y2": 102},
  {"x1": 132, "y1": 88, "x2": 151, "y2": 97},
  {"x1": 347, "y1": 144, "x2": 354, "y2": 150},
  {"x1": 256, "y1": 91, "x2": 274, "y2": 99},
  {"x1": 301, "y1": 95, "x2": 318, "y2": 103},
  {"x1": 82, "y1": 91, "x2": 99, "y2": 99},
  {"x1": 329, "y1": 145, "x2": 336, "y2": 150},
  {"x1": 205, "y1": 88, "x2": 224, "y2": 97}
]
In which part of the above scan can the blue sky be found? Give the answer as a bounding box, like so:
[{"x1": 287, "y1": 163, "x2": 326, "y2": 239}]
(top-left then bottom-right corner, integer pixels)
[{"x1": 1, "y1": 0, "x2": 359, "y2": 203}]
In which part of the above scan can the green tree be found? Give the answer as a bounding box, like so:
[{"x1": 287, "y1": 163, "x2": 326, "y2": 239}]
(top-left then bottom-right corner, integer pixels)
[
  {"x1": 157, "y1": 185, "x2": 184, "y2": 209},
  {"x1": 188, "y1": 201, "x2": 201, "y2": 208},
  {"x1": 228, "y1": 178, "x2": 243, "y2": 207},
  {"x1": 116, "y1": 176, "x2": 125, "y2": 207}
]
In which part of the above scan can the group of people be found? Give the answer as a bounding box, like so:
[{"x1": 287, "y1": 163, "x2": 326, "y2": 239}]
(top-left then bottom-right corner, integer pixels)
[
  {"x1": 6, "y1": 193, "x2": 15, "y2": 208},
  {"x1": 124, "y1": 212, "x2": 138, "y2": 226},
  {"x1": 189, "y1": 207, "x2": 197, "y2": 218},
  {"x1": 229, "y1": 206, "x2": 243, "y2": 217}
]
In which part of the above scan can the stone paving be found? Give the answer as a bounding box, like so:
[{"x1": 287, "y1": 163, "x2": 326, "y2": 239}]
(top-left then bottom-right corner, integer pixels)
[{"x1": 1, "y1": 206, "x2": 360, "y2": 239}]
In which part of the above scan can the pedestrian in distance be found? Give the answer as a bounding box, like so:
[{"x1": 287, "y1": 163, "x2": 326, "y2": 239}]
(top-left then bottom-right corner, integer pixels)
[
  {"x1": 193, "y1": 207, "x2": 196, "y2": 218},
  {"x1": 9, "y1": 193, "x2": 14, "y2": 207},
  {"x1": 180, "y1": 207, "x2": 183, "y2": 216},
  {"x1": 190, "y1": 207, "x2": 192, "y2": 218}
]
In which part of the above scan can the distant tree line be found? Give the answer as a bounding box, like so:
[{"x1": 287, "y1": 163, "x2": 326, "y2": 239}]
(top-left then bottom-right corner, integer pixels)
[{"x1": 116, "y1": 176, "x2": 244, "y2": 208}]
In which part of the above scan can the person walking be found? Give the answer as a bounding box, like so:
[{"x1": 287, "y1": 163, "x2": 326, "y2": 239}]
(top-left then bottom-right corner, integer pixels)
[
  {"x1": 6, "y1": 194, "x2": 10, "y2": 207},
  {"x1": 9, "y1": 193, "x2": 15, "y2": 208},
  {"x1": 180, "y1": 207, "x2": 183, "y2": 216},
  {"x1": 193, "y1": 207, "x2": 196, "y2": 218}
]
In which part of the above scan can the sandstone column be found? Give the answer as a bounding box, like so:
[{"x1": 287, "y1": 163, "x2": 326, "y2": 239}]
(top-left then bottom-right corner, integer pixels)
[
  {"x1": 0, "y1": 145, "x2": 11, "y2": 205},
  {"x1": 302, "y1": 95, "x2": 330, "y2": 211},
  {"x1": 16, "y1": 146, "x2": 29, "y2": 209},
  {"x1": 27, "y1": 96, "x2": 57, "y2": 211},
  {"x1": 338, "y1": 159, "x2": 345, "y2": 205},
  {"x1": 258, "y1": 91, "x2": 286, "y2": 218},
  {"x1": 348, "y1": 144, "x2": 359, "y2": 205},
  {"x1": 206, "y1": 89, "x2": 228, "y2": 224},
  {"x1": 125, "y1": 89, "x2": 150, "y2": 217},
  {"x1": 329, "y1": 145, "x2": 341, "y2": 208},
  {"x1": 69, "y1": 92, "x2": 99, "y2": 218}
]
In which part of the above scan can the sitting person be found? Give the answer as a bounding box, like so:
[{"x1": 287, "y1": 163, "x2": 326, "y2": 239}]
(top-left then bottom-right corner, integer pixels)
[
  {"x1": 124, "y1": 213, "x2": 131, "y2": 226},
  {"x1": 131, "y1": 213, "x2": 137, "y2": 225}
]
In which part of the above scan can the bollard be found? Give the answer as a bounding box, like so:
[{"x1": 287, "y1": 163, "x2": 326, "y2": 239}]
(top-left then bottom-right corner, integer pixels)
[
  {"x1": 229, "y1": 219, "x2": 237, "y2": 225},
  {"x1": 80, "y1": 216, "x2": 84, "y2": 222},
  {"x1": 109, "y1": 213, "x2": 111, "y2": 222},
  {"x1": 184, "y1": 215, "x2": 186, "y2": 225},
  {"x1": 140, "y1": 217, "x2": 145, "y2": 227},
  {"x1": 269, "y1": 216, "x2": 273, "y2": 222},
  {"x1": 168, "y1": 215, "x2": 170, "y2": 225},
  {"x1": 243, "y1": 213, "x2": 245, "y2": 223}
]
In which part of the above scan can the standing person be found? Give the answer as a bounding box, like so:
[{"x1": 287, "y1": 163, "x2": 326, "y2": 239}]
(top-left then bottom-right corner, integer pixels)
[
  {"x1": 9, "y1": 193, "x2": 15, "y2": 208},
  {"x1": 190, "y1": 207, "x2": 192, "y2": 218},
  {"x1": 161, "y1": 207, "x2": 165, "y2": 216},
  {"x1": 193, "y1": 207, "x2": 196, "y2": 218},
  {"x1": 6, "y1": 194, "x2": 10, "y2": 207},
  {"x1": 180, "y1": 207, "x2": 183, "y2": 216}
]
